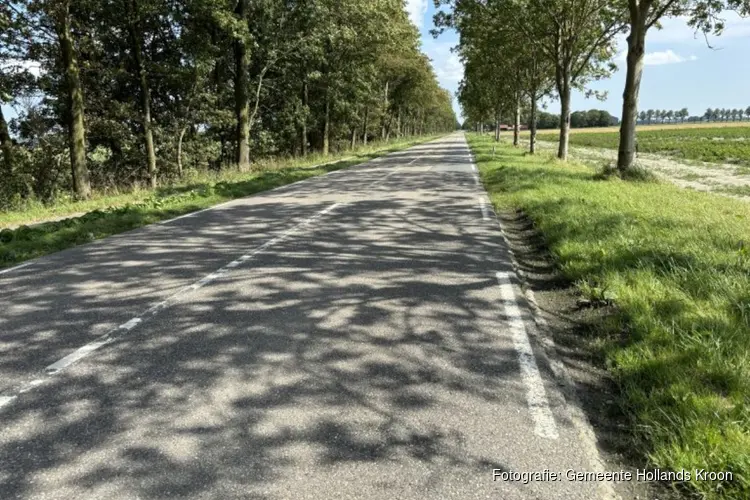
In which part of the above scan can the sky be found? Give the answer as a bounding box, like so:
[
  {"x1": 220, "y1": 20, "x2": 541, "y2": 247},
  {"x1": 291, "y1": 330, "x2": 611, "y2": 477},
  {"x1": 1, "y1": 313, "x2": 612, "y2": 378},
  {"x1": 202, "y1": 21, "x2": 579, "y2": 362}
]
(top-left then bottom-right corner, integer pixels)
[{"x1": 409, "y1": 0, "x2": 750, "y2": 123}]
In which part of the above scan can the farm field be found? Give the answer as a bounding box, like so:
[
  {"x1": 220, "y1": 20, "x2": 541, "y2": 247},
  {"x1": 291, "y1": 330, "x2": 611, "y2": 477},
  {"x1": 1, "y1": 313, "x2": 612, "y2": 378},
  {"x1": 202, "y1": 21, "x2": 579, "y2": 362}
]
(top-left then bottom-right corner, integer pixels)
[
  {"x1": 532, "y1": 120, "x2": 750, "y2": 135},
  {"x1": 535, "y1": 124, "x2": 750, "y2": 166}
]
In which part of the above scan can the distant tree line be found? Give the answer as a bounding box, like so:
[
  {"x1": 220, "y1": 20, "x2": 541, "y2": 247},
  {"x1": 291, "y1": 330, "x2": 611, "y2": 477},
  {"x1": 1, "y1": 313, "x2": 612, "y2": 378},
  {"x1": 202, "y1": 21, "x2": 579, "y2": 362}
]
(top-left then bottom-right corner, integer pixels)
[
  {"x1": 635, "y1": 108, "x2": 750, "y2": 125},
  {"x1": 702, "y1": 107, "x2": 750, "y2": 122},
  {"x1": 0, "y1": 0, "x2": 456, "y2": 205},
  {"x1": 638, "y1": 109, "x2": 690, "y2": 124},
  {"x1": 465, "y1": 108, "x2": 618, "y2": 131},
  {"x1": 536, "y1": 109, "x2": 618, "y2": 129}
]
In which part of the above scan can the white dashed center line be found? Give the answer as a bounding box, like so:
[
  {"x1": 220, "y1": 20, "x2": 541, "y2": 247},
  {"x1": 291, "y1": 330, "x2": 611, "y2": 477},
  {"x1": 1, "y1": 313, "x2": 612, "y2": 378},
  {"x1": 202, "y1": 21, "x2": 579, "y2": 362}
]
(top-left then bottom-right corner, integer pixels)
[{"x1": 1, "y1": 202, "x2": 342, "y2": 411}]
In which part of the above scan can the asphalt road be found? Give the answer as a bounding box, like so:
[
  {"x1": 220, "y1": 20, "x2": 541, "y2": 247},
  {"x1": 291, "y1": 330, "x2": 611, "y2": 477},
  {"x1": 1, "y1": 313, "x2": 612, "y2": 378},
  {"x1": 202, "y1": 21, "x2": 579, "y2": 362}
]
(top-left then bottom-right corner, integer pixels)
[{"x1": 0, "y1": 134, "x2": 610, "y2": 499}]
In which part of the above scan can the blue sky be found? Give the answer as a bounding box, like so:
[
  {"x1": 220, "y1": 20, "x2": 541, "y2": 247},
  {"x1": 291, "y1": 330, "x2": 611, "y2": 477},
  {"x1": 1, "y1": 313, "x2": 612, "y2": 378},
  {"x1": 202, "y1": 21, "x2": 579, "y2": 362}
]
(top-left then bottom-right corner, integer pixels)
[{"x1": 409, "y1": 0, "x2": 750, "y2": 122}]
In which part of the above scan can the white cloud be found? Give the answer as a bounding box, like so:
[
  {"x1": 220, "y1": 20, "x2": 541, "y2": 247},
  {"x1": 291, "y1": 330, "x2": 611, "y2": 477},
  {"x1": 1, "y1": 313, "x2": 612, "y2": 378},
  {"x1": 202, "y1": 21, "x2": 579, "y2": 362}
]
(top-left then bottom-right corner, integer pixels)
[
  {"x1": 643, "y1": 49, "x2": 697, "y2": 65},
  {"x1": 651, "y1": 50, "x2": 698, "y2": 65},
  {"x1": 421, "y1": 39, "x2": 464, "y2": 119},
  {"x1": 422, "y1": 41, "x2": 464, "y2": 86},
  {"x1": 615, "y1": 49, "x2": 697, "y2": 66},
  {"x1": 405, "y1": 0, "x2": 428, "y2": 29}
]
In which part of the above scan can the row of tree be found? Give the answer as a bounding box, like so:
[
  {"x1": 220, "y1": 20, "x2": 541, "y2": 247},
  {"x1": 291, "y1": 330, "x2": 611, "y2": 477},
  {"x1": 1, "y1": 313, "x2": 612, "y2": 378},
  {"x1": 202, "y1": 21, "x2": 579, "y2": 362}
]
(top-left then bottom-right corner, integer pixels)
[
  {"x1": 471, "y1": 108, "x2": 618, "y2": 130},
  {"x1": 434, "y1": 0, "x2": 750, "y2": 173},
  {"x1": 703, "y1": 107, "x2": 750, "y2": 122},
  {"x1": 638, "y1": 109, "x2": 690, "y2": 124},
  {"x1": 0, "y1": 0, "x2": 457, "y2": 203}
]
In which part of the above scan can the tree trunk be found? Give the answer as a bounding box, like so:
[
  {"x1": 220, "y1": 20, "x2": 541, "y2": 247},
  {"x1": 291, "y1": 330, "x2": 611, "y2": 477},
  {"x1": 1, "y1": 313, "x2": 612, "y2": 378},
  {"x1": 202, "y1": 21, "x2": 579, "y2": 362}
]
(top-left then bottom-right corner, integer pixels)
[
  {"x1": 381, "y1": 81, "x2": 389, "y2": 140},
  {"x1": 529, "y1": 94, "x2": 538, "y2": 154},
  {"x1": 556, "y1": 63, "x2": 572, "y2": 160},
  {"x1": 176, "y1": 125, "x2": 187, "y2": 176},
  {"x1": 350, "y1": 127, "x2": 357, "y2": 150},
  {"x1": 617, "y1": 13, "x2": 647, "y2": 174},
  {"x1": 234, "y1": 0, "x2": 250, "y2": 171},
  {"x1": 0, "y1": 107, "x2": 13, "y2": 175},
  {"x1": 56, "y1": 2, "x2": 91, "y2": 199},
  {"x1": 128, "y1": 0, "x2": 157, "y2": 187},
  {"x1": 513, "y1": 95, "x2": 521, "y2": 146},
  {"x1": 323, "y1": 89, "x2": 330, "y2": 155},
  {"x1": 396, "y1": 108, "x2": 401, "y2": 138},
  {"x1": 362, "y1": 106, "x2": 368, "y2": 145},
  {"x1": 301, "y1": 80, "x2": 308, "y2": 156},
  {"x1": 494, "y1": 110, "x2": 501, "y2": 142}
]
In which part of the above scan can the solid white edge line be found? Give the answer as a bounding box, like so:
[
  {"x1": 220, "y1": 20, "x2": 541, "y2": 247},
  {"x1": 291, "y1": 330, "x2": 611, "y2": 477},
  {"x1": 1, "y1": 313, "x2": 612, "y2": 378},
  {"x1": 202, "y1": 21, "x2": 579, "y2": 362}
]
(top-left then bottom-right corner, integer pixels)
[
  {"x1": 496, "y1": 271, "x2": 559, "y2": 440},
  {"x1": 469, "y1": 132, "x2": 618, "y2": 499},
  {"x1": 479, "y1": 198, "x2": 490, "y2": 221}
]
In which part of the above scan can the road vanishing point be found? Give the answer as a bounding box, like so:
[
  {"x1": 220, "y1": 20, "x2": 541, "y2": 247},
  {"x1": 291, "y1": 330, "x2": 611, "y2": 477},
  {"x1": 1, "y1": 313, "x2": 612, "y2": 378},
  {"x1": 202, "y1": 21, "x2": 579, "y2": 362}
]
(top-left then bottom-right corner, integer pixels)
[{"x1": 0, "y1": 134, "x2": 613, "y2": 499}]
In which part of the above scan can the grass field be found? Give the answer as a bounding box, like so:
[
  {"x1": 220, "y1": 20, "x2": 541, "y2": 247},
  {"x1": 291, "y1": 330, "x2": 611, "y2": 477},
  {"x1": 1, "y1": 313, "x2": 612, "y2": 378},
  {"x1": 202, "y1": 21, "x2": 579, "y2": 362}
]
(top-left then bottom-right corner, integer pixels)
[
  {"x1": 0, "y1": 135, "x2": 441, "y2": 269},
  {"x1": 468, "y1": 134, "x2": 750, "y2": 499},
  {"x1": 532, "y1": 122, "x2": 750, "y2": 166},
  {"x1": 532, "y1": 120, "x2": 750, "y2": 135}
]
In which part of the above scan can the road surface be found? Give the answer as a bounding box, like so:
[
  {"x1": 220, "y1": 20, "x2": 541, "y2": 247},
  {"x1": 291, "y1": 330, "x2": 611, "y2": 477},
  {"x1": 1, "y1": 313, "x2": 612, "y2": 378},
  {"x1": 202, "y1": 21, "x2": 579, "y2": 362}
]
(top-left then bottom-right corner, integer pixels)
[{"x1": 0, "y1": 134, "x2": 611, "y2": 499}]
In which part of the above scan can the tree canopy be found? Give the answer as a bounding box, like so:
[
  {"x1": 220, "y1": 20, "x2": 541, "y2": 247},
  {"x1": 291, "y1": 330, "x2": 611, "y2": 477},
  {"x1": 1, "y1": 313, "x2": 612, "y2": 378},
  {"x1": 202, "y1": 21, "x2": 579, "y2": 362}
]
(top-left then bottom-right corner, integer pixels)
[
  {"x1": 434, "y1": 0, "x2": 749, "y2": 170},
  {"x1": 0, "y1": 0, "x2": 456, "y2": 203}
]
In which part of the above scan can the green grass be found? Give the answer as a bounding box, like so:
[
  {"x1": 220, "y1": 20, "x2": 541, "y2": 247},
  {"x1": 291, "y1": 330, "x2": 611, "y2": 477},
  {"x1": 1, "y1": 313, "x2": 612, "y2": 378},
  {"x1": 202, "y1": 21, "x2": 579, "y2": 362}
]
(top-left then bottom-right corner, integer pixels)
[
  {"x1": 676, "y1": 172, "x2": 707, "y2": 182},
  {"x1": 0, "y1": 135, "x2": 440, "y2": 269},
  {"x1": 468, "y1": 134, "x2": 750, "y2": 499},
  {"x1": 536, "y1": 126, "x2": 750, "y2": 166},
  {"x1": 714, "y1": 185, "x2": 750, "y2": 197}
]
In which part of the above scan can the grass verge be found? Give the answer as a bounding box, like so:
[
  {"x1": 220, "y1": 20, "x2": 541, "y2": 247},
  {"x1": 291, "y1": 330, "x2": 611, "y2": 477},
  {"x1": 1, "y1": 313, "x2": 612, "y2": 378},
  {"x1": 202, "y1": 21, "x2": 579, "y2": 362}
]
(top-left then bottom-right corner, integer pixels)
[
  {"x1": 0, "y1": 135, "x2": 440, "y2": 269},
  {"x1": 468, "y1": 134, "x2": 750, "y2": 499}
]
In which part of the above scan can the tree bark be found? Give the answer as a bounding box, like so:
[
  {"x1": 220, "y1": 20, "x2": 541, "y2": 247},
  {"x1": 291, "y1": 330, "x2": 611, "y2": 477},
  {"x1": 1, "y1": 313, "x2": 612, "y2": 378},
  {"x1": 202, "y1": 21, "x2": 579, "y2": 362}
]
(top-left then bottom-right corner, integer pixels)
[
  {"x1": 176, "y1": 125, "x2": 187, "y2": 176},
  {"x1": 513, "y1": 95, "x2": 521, "y2": 147},
  {"x1": 556, "y1": 63, "x2": 572, "y2": 160},
  {"x1": 56, "y1": 1, "x2": 91, "y2": 199},
  {"x1": 234, "y1": 0, "x2": 250, "y2": 171},
  {"x1": 323, "y1": 89, "x2": 330, "y2": 155},
  {"x1": 529, "y1": 94, "x2": 538, "y2": 154},
  {"x1": 381, "y1": 81, "x2": 389, "y2": 140},
  {"x1": 0, "y1": 107, "x2": 13, "y2": 176},
  {"x1": 362, "y1": 106, "x2": 368, "y2": 145},
  {"x1": 494, "y1": 110, "x2": 501, "y2": 142},
  {"x1": 128, "y1": 0, "x2": 157, "y2": 187},
  {"x1": 301, "y1": 80, "x2": 308, "y2": 156},
  {"x1": 350, "y1": 127, "x2": 357, "y2": 150},
  {"x1": 617, "y1": 12, "x2": 647, "y2": 174}
]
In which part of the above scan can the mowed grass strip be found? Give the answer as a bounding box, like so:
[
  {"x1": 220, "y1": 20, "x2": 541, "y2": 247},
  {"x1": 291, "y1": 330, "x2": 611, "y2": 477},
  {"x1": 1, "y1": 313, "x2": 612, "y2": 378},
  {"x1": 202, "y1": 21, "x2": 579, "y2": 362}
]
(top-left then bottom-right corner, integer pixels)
[
  {"x1": 468, "y1": 134, "x2": 750, "y2": 499},
  {"x1": 532, "y1": 125, "x2": 750, "y2": 166},
  {"x1": 0, "y1": 135, "x2": 440, "y2": 269}
]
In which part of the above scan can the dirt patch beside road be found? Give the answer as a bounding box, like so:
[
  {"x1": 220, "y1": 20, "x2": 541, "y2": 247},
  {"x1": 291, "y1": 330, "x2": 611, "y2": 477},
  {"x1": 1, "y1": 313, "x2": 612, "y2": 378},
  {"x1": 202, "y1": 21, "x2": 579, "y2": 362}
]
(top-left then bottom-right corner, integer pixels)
[{"x1": 534, "y1": 139, "x2": 750, "y2": 199}]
